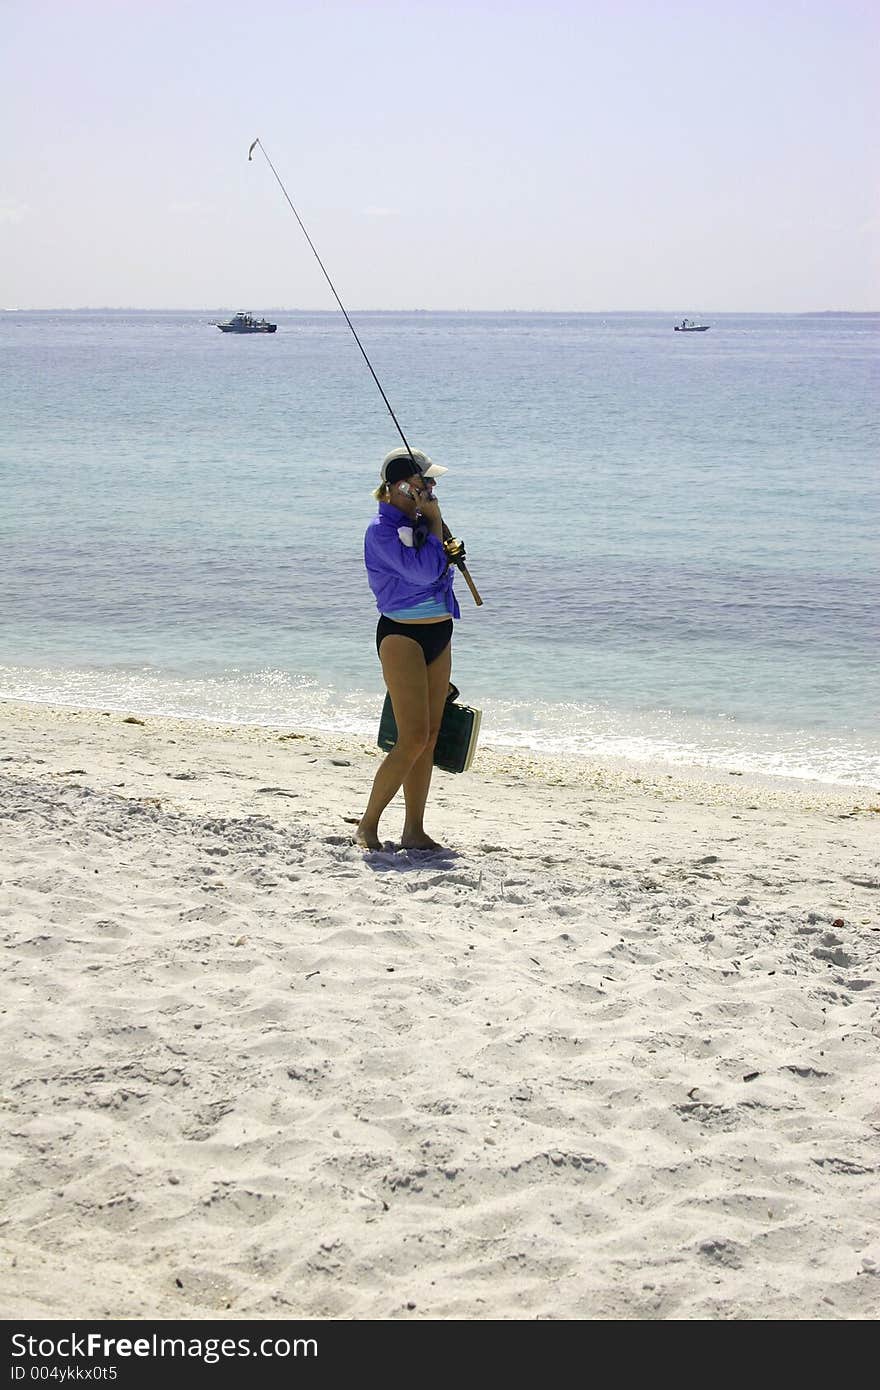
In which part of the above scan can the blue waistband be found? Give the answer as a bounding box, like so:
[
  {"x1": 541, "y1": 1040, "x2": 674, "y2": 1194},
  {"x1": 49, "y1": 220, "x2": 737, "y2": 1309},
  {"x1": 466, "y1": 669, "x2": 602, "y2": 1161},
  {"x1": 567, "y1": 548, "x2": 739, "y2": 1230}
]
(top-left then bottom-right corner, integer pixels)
[{"x1": 381, "y1": 596, "x2": 449, "y2": 621}]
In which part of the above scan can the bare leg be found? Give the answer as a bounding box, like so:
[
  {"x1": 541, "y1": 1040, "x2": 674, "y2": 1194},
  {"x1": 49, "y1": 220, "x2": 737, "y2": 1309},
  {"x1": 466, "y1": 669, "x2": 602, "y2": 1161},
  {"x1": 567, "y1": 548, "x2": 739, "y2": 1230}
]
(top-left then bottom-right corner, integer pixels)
[
  {"x1": 401, "y1": 642, "x2": 452, "y2": 850},
  {"x1": 355, "y1": 636, "x2": 430, "y2": 849}
]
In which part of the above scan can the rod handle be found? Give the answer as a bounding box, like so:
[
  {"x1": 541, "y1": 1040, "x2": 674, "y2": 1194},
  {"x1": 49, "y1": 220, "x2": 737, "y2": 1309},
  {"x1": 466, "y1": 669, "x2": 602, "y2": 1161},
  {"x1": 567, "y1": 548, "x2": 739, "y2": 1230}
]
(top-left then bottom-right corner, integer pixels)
[
  {"x1": 443, "y1": 526, "x2": 483, "y2": 606},
  {"x1": 458, "y1": 562, "x2": 483, "y2": 606}
]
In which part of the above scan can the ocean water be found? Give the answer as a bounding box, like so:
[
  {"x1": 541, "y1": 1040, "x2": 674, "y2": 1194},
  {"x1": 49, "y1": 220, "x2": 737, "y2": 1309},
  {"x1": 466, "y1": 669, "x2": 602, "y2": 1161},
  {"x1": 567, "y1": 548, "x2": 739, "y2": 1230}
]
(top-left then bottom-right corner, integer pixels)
[{"x1": 2, "y1": 309, "x2": 878, "y2": 787}]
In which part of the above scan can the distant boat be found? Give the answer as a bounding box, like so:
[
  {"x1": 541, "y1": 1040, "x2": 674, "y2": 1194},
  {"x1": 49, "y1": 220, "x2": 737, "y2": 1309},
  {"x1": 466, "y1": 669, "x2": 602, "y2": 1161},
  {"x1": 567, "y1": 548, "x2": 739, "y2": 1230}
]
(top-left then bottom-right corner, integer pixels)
[
  {"x1": 674, "y1": 318, "x2": 710, "y2": 332},
  {"x1": 216, "y1": 311, "x2": 277, "y2": 334}
]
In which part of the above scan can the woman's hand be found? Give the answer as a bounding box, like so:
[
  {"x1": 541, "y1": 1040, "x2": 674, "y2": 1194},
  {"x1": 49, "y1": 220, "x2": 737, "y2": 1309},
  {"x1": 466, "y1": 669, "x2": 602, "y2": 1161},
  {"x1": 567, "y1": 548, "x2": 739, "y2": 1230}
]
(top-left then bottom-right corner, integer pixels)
[
  {"x1": 415, "y1": 489, "x2": 440, "y2": 518},
  {"x1": 414, "y1": 488, "x2": 444, "y2": 537}
]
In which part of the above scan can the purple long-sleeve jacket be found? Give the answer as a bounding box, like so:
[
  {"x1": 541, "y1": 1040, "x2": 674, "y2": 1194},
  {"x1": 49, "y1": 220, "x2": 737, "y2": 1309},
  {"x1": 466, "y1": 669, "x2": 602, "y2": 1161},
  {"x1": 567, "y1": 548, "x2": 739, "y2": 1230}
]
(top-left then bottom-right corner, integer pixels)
[{"x1": 364, "y1": 503, "x2": 461, "y2": 618}]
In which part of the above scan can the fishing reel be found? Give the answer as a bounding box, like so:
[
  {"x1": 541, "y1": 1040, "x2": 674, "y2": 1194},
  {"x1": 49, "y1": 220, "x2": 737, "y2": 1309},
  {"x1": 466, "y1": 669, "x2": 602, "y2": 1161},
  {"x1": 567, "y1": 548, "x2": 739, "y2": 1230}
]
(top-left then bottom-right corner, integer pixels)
[{"x1": 443, "y1": 536, "x2": 467, "y2": 567}]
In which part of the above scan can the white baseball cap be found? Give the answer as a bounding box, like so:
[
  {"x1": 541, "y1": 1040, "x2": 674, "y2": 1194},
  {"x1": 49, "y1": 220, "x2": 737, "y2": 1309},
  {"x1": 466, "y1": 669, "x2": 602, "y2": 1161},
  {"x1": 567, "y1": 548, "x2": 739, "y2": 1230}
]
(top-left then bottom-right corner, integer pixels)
[{"x1": 380, "y1": 446, "x2": 449, "y2": 482}]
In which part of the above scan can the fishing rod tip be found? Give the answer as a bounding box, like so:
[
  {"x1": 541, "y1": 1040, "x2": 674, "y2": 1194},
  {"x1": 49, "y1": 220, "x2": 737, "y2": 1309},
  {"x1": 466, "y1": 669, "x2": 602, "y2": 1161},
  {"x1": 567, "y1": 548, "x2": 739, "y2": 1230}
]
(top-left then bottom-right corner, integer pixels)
[{"x1": 248, "y1": 138, "x2": 259, "y2": 161}]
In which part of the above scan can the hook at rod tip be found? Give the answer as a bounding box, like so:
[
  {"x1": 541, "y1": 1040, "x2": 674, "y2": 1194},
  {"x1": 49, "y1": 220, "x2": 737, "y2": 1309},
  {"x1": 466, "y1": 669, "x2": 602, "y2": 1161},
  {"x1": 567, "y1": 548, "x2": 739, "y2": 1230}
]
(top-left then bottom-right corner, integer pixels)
[{"x1": 248, "y1": 138, "x2": 259, "y2": 161}]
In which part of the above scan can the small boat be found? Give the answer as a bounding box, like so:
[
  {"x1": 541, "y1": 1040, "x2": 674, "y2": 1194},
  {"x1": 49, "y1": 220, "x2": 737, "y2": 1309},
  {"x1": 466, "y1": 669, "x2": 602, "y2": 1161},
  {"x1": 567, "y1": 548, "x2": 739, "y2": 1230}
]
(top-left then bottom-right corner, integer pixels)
[
  {"x1": 216, "y1": 311, "x2": 277, "y2": 334},
  {"x1": 674, "y1": 318, "x2": 710, "y2": 332}
]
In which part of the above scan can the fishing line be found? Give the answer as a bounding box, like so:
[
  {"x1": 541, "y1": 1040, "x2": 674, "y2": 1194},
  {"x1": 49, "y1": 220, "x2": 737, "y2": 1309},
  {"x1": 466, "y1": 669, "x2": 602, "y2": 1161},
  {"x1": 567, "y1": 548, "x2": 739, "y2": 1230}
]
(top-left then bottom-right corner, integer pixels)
[
  {"x1": 248, "y1": 137, "x2": 483, "y2": 606},
  {"x1": 248, "y1": 137, "x2": 414, "y2": 457}
]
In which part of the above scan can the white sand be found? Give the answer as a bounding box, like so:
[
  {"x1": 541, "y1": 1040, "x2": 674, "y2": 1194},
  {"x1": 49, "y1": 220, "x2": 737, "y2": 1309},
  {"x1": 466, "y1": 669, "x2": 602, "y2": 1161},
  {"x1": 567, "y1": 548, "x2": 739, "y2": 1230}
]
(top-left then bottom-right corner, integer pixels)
[{"x1": 1, "y1": 697, "x2": 878, "y2": 1320}]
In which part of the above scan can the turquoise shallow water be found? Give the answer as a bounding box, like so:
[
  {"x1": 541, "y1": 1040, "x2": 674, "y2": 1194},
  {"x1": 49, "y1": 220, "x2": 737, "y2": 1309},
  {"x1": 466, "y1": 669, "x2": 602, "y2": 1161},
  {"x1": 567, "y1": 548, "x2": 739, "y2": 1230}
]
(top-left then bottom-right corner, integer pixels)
[{"x1": 2, "y1": 309, "x2": 878, "y2": 786}]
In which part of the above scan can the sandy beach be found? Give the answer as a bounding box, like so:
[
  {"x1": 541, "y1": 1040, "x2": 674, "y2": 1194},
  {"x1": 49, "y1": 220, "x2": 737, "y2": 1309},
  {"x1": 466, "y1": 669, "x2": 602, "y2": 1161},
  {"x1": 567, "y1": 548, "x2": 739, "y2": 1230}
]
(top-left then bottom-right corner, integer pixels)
[{"x1": 1, "y1": 697, "x2": 878, "y2": 1320}]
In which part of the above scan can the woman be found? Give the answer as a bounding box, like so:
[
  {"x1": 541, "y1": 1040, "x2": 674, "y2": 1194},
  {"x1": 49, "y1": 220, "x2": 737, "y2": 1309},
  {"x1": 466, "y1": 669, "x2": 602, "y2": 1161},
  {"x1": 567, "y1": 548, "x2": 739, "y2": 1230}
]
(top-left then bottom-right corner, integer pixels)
[{"x1": 356, "y1": 447, "x2": 460, "y2": 851}]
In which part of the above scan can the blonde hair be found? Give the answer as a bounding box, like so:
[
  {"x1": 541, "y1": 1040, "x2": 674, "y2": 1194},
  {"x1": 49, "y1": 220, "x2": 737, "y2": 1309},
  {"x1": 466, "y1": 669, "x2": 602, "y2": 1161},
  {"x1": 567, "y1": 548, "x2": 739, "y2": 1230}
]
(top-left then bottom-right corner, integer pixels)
[{"x1": 372, "y1": 482, "x2": 390, "y2": 501}]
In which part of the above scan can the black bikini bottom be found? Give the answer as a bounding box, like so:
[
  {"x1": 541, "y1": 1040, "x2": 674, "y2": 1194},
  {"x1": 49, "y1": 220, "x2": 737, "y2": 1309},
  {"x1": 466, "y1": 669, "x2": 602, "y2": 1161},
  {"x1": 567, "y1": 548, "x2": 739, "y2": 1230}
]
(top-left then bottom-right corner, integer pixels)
[{"x1": 376, "y1": 616, "x2": 453, "y2": 666}]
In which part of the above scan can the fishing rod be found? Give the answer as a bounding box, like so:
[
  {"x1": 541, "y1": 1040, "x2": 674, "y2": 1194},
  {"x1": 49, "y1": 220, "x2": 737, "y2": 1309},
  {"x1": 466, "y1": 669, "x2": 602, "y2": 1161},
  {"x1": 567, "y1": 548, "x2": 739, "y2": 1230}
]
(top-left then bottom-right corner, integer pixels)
[{"x1": 247, "y1": 137, "x2": 482, "y2": 606}]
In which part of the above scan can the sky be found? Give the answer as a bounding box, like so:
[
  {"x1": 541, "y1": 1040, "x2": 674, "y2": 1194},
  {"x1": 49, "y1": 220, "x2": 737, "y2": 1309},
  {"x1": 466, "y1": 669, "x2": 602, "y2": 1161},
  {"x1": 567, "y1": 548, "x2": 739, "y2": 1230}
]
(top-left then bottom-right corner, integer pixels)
[{"x1": 2, "y1": 0, "x2": 877, "y2": 311}]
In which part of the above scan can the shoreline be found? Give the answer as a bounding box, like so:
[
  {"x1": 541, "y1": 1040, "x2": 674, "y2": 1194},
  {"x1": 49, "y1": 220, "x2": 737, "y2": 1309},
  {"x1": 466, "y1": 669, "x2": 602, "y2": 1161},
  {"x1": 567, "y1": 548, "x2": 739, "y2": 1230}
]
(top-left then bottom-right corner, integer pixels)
[
  {"x1": 2, "y1": 697, "x2": 878, "y2": 1319},
  {"x1": 2, "y1": 696, "x2": 876, "y2": 812}
]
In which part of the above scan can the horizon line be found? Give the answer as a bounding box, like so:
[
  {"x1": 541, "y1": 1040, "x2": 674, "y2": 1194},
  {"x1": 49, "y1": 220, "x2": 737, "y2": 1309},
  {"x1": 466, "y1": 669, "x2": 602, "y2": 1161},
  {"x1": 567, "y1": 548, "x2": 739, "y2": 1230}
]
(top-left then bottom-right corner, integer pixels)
[{"x1": 3, "y1": 306, "x2": 878, "y2": 316}]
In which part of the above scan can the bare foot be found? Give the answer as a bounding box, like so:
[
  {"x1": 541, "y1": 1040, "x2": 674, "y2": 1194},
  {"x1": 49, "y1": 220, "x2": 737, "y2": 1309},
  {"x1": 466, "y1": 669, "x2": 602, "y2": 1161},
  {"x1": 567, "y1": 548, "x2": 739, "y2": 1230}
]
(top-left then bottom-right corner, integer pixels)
[
  {"x1": 400, "y1": 831, "x2": 446, "y2": 851},
  {"x1": 354, "y1": 823, "x2": 383, "y2": 851}
]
